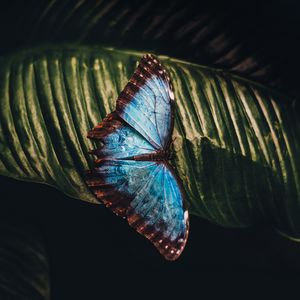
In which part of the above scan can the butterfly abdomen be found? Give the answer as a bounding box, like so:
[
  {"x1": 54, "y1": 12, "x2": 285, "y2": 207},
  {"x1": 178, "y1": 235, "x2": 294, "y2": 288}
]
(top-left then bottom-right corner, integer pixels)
[{"x1": 127, "y1": 150, "x2": 172, "y2": 161}]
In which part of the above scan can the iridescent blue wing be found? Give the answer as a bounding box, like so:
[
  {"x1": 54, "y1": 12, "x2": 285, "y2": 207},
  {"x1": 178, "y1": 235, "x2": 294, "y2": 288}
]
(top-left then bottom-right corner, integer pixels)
[
  {"x1": 116, "y1": 54, "x2": 174, "y2": 150},
  {"x1": 86, "y1": 55, "x2": 189, "y2": 260},
  {"x1": 128, "y1": 162, "x2": 189, "y2": 261},
  {"x1": 88, "y1": 112, "x2": 155, "y2": 160},
  {"x1": 86, "y1": 159, "x2": 189, "y2": 261}
]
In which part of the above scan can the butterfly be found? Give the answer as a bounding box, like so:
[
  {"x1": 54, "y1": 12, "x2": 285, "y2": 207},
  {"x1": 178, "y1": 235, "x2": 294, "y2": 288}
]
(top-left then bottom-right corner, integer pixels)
[{"x1": 86, "y1": 54, "x2": 189, "y2": 261}]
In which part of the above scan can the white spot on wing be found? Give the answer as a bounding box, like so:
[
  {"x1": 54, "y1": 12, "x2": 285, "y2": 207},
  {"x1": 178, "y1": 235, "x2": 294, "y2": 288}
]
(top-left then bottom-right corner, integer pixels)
[
  {"x1": 184, "y1": 210, "x2": 188, "y2": 223},
  {"x1": 169, "y1": 89, "x2": 175, "y2": 100}
]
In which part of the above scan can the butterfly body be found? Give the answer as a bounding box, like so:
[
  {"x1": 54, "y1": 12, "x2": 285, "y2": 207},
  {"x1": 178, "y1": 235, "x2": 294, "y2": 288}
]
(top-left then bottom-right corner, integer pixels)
[
  {"x1": 125, "y1": 149, "x2": 172, "y2": 161},
  {"x1": 86, "y1": 54, "x2": 189, "y2": 261}
]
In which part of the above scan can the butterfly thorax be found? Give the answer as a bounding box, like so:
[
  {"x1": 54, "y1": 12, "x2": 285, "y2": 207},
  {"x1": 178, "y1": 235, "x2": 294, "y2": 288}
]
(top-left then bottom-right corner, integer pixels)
[{"x1": 128, "y1": 149, "x2": 172, "y2": 161}]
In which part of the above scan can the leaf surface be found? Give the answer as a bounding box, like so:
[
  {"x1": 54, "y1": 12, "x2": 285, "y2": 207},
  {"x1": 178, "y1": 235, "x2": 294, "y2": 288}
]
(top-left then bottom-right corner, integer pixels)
[{"x1": 0, "y1": 46, "x2": 299, "y2": 238}]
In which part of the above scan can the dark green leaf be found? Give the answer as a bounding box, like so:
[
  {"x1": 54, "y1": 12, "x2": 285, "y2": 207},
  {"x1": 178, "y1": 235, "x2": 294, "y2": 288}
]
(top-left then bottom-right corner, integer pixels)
[
  {"x1": 2, "y1": 0, "x2": 300, "y2": 96},
  {"x1": 0, "y1": 46, "x2": 299, "y2": 239}
]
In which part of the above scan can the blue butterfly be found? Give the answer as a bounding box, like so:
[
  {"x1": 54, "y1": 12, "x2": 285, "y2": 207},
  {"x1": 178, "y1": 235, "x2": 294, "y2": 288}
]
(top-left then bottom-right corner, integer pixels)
[{"x1": 86, "y1": 54, "x2": 189, "y2": 261}]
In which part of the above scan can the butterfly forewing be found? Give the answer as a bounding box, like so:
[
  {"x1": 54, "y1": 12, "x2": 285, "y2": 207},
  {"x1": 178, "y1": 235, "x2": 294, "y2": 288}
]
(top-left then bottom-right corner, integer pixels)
[
  {"x1": 127, "y1": 163, "x2": 189, "y2": 261},
  {"x1": 116, "y1": 54, "x2": 174, "y2": 149}
]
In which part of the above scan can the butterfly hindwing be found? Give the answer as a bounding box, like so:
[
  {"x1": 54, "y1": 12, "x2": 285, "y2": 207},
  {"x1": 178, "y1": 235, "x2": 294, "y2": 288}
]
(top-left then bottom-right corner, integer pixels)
[
  {"x1": 86, "y1": 159, "x2": 157, "y2": 218},
  {"x1": 88, "y1": 112, "x2": 155, "y2": 160},
  {"x1": 116, "y1": 54, "x2": 174, "y2": 149}
]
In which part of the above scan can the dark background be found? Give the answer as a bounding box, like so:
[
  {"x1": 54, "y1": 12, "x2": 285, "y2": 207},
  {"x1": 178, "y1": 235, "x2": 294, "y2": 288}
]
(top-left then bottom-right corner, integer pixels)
[{"x1": 0, "y1": 0, "x2": 300, "y2": 298}]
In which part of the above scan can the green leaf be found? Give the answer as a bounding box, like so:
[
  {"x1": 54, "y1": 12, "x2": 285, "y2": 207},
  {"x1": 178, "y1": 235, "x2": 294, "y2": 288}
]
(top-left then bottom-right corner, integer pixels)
[{"x1": 0, "y1": 46, "x2": 299, "y2": 239}]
